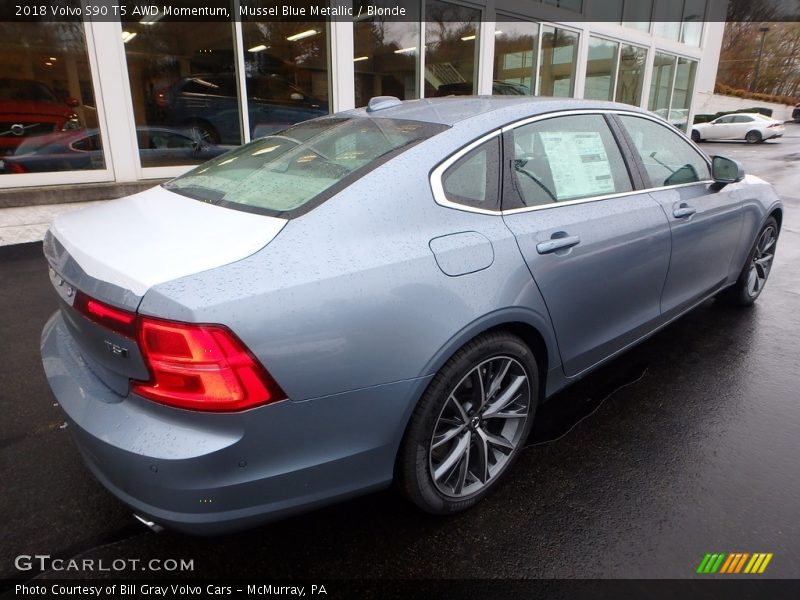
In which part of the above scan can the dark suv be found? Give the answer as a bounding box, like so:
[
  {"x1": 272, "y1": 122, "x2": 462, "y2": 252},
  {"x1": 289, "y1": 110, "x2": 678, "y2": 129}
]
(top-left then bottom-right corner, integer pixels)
[{"x1": 156, "y1": 74, "x2": 328, "y2": 145}]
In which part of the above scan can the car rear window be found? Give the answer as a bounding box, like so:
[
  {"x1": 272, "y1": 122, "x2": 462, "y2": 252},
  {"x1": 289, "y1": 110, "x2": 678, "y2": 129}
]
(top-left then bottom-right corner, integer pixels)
[{"x1": 163, "y1": 117, "x2": 448, "y2": 217}]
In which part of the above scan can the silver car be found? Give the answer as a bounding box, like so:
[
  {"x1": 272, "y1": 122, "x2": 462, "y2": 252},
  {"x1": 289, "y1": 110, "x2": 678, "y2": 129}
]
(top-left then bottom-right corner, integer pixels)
[{"x1": 41, "y1": 97, "x2": 782, "y2": 534}]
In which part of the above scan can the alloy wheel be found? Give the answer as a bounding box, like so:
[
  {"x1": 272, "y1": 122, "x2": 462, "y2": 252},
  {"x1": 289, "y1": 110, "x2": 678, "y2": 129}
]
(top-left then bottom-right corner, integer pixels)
[
  {"x1": 428, "y1": 356, "x2": 531, "y2": 498},
  {"x1": 746, "y1": 225, "x2": 776, "y2": 298}
]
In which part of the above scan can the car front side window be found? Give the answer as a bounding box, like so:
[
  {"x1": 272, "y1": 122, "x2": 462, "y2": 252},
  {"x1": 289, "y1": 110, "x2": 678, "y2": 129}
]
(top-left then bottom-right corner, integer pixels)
[
  {"x1": 619, "y1": 115, "x2": 711, "y2": 188},
  {"x1": 509, "y1": 114, "x2": 632, "y2": 207}
]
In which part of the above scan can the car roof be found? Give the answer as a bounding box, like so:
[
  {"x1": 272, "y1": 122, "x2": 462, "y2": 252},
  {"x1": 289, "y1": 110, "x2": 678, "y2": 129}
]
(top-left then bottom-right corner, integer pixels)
[{"x1": 342, "y1": 96, "x2": 652, "y2": 128}]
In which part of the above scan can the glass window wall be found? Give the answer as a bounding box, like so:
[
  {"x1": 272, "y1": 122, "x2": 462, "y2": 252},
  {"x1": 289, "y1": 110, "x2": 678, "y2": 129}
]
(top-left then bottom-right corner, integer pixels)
[
  {"x1": 122, "y1": 3, "x2": 241, "y2": 167},
  {"x1": 353, "y1": 8, "x2": 420, "y2": 107},
  {"x1": 424, "y1": 0, "x2": 480, "y2": 97},
  {"x1": 493, "y1": 19, "x2": 538, "y2": 95},
  {"x1": 0, "y1": 13, "x2": 103, "y2": 176},
  {"x1": 242, "y1": 1, "x2": 329, "y2": 138},
  {"x1": 585, "y1": 37, "x2": 619, "y2": 101},
  {"x1": 615, "y1": 44, "x2": 647, "y2": 106},
  {"x1": 538, "y1": 26, "x2": 578, "y2": 97}
]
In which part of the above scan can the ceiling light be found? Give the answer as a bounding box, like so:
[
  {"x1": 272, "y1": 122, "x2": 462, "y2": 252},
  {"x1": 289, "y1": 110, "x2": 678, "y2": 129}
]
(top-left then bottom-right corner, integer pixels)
[
  {"x1": 495, "y1": 30, "x2": 502, "y2": 35},
  {"x1": 394, "y1": 47, "x2": 416, "y2": 54},
  {"x1": 248, "y1": 44, "x2": 269, "y2": 52},
  {"x1": 121, "y1": 31, "x2": 137, "y2": 43},
  {"x1": 140, "y1": 12, "x2": 163, "y2": 25},
  {"x1": 49, "y1": 57, "x2": 57, "y2": 61},
  {"x1": 461, "y1": 34, "x2": 476, "y2": 41},
  {"x1": 45, "y1": 62, "x2": 53, "y2": 66},
  {"x1": 354, "y1": 56, "x2": 368, "y2": 62},
  {"x1": 286, "y1": 29, "x2": 318, "y2": 42}
]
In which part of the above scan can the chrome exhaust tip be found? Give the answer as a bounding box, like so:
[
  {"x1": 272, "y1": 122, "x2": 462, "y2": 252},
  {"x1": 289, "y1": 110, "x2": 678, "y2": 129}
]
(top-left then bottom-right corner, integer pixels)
[{"x1": 134, "y1": 513, "x2": 164, "y2": 533}]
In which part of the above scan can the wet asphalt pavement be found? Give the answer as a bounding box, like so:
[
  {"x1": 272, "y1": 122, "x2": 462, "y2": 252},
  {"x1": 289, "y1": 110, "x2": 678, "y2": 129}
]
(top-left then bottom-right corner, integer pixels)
[{"x1": 1, "y1": 124, "x2": 799, "y2": 583}]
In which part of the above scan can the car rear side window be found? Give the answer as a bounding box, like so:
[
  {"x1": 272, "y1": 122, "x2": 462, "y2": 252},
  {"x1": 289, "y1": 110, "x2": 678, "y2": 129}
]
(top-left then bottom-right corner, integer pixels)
[
  {"x1": 441, "y1": 137, "x2": 501, "y2": 210},
  {"x1": 619, "y1": 115, "x2": 711, "y2": 188},
  {"x1": 164, "y1": 117, "x2": 448, "y2": 217},
  {"x1": 509, "y1": 114, "x2": 632, "y2": 207}
]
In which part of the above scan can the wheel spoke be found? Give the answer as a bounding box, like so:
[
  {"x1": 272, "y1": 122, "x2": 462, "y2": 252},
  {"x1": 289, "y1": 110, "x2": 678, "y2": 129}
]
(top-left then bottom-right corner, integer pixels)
[
  {"x1": 453, "y1": 437, "x2": 471, "y2": 494},
  {"x1": 473, "y1": 429, "x2": 490, "y2": 483},
  {"x1": 479, "y1": 428, "x2": 515, "y2": 453},
  {"x1": 747, "y1": 267, "x2": 758, "y2": 294},
  {"x1": 484, "y1": 409, "x2": 527, "y2": 420},
  {"x1": 485, "y1": 359, "x2": 512, "y2": 402},
  {"x1": 433, "y1": 432, "x2": 470, "y2": 483},
  {"x1": 432, "y1": 423, "x2": 467, "y2": 450},
  {"x1": 482, "y1": 375, "x2": 526, "y2": 417},
  {"x1": 473, "y1": 367, "x2": 486, "y2": 410},
  {"x1": 448, "y1": 394, "x2": 469, "y2": 424}
]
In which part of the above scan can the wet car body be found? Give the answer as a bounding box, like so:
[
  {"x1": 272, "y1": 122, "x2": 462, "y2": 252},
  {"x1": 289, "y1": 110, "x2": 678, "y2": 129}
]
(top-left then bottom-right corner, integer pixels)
[{"x1": 41, "y1": 97, "x2": 783, "y2": 533}]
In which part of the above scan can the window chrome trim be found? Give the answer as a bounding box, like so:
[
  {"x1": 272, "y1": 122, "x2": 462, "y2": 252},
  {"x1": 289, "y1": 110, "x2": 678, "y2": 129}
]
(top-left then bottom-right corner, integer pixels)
[
  {"x1": 501, "y1": 179, "x2": 714, "y2": 215},
  {"x1": 430, "y1": 129, "x2": 503, "y2": 216},
  {"x1": 430, "y1": 109, "x2": 713, "y2": 217}
]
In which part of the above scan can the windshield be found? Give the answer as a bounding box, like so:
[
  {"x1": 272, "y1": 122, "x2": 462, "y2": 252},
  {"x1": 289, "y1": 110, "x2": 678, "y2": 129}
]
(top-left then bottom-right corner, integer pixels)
[{"x1": 164, "y1": 117, "x2": 447, "y2": 217}]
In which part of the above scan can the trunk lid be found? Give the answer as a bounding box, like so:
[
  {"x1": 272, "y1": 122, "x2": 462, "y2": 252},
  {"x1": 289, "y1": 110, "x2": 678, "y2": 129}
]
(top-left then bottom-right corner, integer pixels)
[{"x1": 44, "y1": 185, "x2": 287, "y2": 394}]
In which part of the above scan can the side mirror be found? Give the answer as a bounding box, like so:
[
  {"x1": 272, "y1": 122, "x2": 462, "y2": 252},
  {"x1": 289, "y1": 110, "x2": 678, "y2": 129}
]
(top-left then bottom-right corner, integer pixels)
[{"x1": 711, "y1": 156, "x2": 745, "y2": 188}]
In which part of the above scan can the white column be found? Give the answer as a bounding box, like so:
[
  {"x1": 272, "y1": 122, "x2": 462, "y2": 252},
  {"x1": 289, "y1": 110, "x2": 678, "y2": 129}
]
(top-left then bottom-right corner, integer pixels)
[
  {"x1": 329, "y1": 10, "x2": 355, "y2": 112},
  {"x1": 476, "y1": 1, "x2": 496, "y2": 95},
  {"x1": 86, "y1": 20, "x2": 140, "y2": 182}
]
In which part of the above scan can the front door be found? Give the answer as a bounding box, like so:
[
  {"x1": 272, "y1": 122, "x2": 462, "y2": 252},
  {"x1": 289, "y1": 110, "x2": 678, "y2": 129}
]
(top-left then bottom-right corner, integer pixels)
[
  {"x1": 502, "y1": 113, "x2": 672, "y2": 377},
  {"x1": 616, "y1": 114, "x2": 743, "y2": 318}
]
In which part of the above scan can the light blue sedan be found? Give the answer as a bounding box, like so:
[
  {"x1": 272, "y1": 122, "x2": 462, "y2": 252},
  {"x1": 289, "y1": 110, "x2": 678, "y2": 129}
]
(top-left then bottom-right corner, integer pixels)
[{"x1": 41, "y1": 97, "x2": 782, "y2": 533}]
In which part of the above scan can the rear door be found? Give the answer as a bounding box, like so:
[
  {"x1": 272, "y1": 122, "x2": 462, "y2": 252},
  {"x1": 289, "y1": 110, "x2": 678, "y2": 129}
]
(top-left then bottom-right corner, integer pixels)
[
  {"x1": 501, "y1": 112, "x2": 672, "y2": 377},
  {"x1": 616, "y1": 114, "x2": 743, "y2": 318}
]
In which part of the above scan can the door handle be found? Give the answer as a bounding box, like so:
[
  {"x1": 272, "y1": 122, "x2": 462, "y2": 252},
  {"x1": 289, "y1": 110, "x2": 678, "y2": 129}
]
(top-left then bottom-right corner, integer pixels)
[
  {"x1": 536, "y1": 235, "x2": 581, "y2": 254},
  {"x1": 673, "y1": 205, "x2": 697, "y2": 218}
]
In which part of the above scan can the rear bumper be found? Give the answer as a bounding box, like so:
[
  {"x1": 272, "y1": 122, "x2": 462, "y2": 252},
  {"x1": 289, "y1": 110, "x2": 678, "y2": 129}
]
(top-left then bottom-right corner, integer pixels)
[{"x1": 41, "y1": 311, "x2": 429, "y2": 534}]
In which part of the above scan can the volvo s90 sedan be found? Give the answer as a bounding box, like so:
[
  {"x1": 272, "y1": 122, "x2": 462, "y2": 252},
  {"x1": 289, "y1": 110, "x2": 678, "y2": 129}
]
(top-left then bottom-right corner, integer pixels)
[{"x1": 41, "y1": 97, "x2": 782, "y2": 534}]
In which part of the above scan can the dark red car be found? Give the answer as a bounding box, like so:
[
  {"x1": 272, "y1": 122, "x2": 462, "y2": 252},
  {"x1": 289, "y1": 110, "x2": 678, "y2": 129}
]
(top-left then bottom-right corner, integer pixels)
[{"x1": 0, "y1": 78, "x2": 82, "y2": 155}]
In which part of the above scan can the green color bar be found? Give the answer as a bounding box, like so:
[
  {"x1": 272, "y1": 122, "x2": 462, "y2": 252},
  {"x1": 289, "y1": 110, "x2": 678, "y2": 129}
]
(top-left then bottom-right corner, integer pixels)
[
  {"x1": 697, "y1": 554, "x2": 712, "y2": 574},
  {"x1": 710, "y1": 553, "x2": 726, "y2": 573}
]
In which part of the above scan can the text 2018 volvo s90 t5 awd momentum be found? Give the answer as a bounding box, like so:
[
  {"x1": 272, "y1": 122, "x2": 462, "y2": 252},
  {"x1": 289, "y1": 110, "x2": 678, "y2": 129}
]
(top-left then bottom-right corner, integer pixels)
[{"x1": 41, "y1": 97, "x2": 782, "y2": 533}]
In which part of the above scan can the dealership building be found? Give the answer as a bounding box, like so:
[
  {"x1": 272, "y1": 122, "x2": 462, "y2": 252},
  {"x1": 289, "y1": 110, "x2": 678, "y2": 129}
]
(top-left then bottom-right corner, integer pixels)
[{"x1": 0, "y1": 0, "x2": 727, "y2": 233}]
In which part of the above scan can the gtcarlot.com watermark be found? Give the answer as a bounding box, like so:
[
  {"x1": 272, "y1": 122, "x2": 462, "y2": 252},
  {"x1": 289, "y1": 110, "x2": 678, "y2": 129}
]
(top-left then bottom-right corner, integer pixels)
[{"x1": 14, "y1": 554, "x2": 194, "y2": 573}]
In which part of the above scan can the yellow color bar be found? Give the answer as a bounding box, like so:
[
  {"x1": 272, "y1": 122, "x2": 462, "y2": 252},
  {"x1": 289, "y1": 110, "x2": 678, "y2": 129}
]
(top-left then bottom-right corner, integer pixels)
[
  {"x1": 744, "y1": 554, "x2": 759, "y2": 573},
  {"x1": 758, "y1": 553, "x2": 773, "y2": 573}
]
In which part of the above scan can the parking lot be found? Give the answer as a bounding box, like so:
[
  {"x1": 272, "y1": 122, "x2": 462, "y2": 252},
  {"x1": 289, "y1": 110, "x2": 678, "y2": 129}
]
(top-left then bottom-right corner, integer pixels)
[{"x1": 2, "y1": 123, "x2": 799, "y2": 582}]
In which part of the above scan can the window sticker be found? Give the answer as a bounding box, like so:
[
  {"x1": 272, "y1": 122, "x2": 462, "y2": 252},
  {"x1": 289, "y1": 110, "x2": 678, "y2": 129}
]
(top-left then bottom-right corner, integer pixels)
[{"x1": 539, "y1": 131, "x2": 616, "y2": 199}]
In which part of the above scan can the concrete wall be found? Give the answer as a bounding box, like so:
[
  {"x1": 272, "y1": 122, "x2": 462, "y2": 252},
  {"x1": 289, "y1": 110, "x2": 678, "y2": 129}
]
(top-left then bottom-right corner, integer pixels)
[{"x1": 694, "y1": 92, "x2": 796, "y2": 122}]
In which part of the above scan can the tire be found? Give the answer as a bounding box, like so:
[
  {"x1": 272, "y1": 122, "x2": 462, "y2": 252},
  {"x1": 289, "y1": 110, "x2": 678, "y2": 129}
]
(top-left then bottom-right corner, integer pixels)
[
  {"x1": 745, "y1": 130, "x2": 762, "y2": 144},
  {"x1": 396, "y1": 331, "x2": 538, "y2": 515},
  {"x1": 691, "y1": 130, "x2": 702, "y2": 143},
  {"x1": 718, "y1": 216, "x2": 779, "y2": 306},
  {"x1": 186, "y1": 121, "x2": 220, "y2": 145}
]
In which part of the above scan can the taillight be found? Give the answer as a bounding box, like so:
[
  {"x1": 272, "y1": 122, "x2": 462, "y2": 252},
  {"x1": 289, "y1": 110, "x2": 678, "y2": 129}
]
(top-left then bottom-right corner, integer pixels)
[
  {"x1": 132, "y1": 317, "x2": 286, "y2": 411},
  {"x1": 768, "y1": 123, "x2": 780, "y2": 128},
  {"x1": 73, "y1": 291, "x2": 285, "y2": 411},
  {"x1": 74, "y1": 291, "x2": 137, "y2": 338}
]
